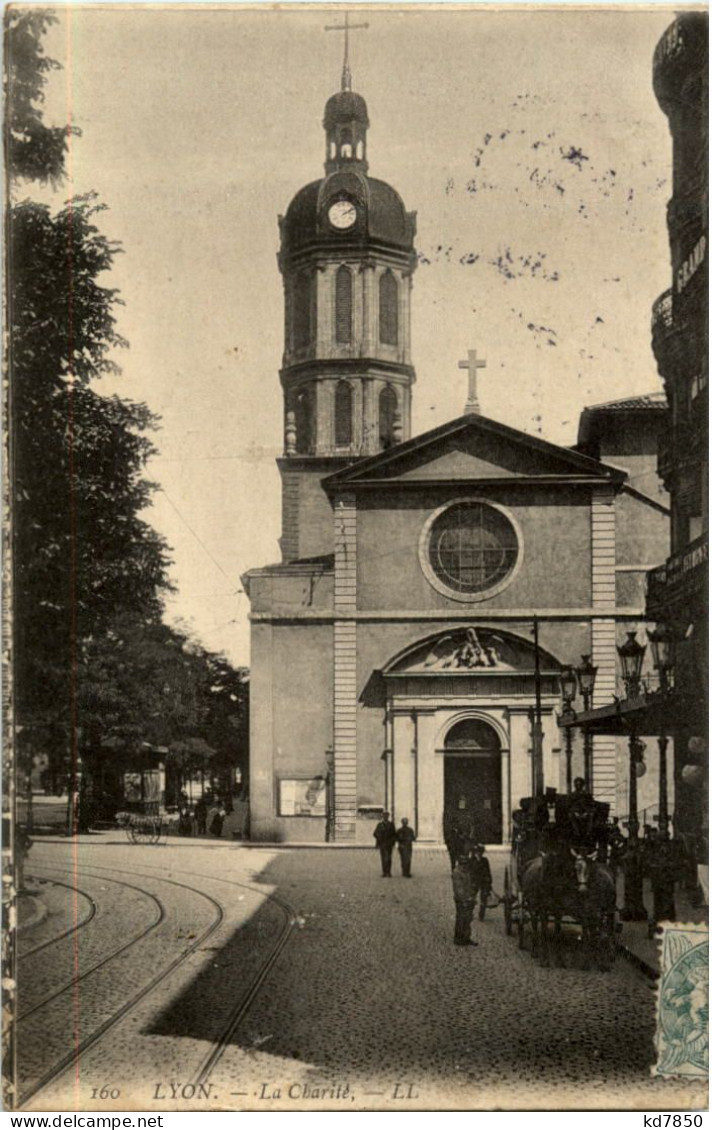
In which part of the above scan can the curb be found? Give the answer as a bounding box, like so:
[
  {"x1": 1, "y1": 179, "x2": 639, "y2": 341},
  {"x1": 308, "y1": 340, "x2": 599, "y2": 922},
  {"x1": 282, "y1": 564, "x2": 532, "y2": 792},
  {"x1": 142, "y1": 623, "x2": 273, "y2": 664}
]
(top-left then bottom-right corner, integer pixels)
[{"x1": 617, "y1": 936, "x2": 659, "y2": 980}]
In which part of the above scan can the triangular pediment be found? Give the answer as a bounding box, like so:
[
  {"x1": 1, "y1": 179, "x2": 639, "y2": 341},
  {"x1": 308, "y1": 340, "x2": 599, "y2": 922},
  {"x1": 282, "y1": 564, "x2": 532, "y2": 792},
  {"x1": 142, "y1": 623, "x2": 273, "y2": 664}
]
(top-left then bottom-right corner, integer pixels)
[
  {"x1": 383, "y1": 627, "x2": 561, "y2": 676},
  {"x1": 323, "y1": 414, "x2": 625, "y2": 489}
]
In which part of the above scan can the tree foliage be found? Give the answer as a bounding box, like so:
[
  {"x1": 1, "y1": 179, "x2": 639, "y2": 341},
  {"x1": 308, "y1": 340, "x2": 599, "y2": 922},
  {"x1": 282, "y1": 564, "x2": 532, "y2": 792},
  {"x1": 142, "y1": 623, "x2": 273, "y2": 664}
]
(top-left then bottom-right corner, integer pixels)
[
  {"x1": 10, "y1": 196, "x2": 173, "y2": 726},
  {"x1": 8, "y1": 10, "x2": 249, "y2": 806},
  {"x1": 77, "y1": 621, "x2": 248, "y2": 791},
  {"x1": 7, "y1": 16, "x2": 172, "y2": 762},
  {"x1": 4, "y1": 9, "x2": 78, "y2": 186}
]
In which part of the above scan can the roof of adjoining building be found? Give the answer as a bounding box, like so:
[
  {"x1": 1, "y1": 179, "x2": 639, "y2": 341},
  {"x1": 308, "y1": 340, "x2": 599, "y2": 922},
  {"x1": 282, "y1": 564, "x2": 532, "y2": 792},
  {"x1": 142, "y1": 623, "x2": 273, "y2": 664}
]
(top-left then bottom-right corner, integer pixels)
[{"x1": 581, "y1": 391, "x2": 668, "y2": 413}]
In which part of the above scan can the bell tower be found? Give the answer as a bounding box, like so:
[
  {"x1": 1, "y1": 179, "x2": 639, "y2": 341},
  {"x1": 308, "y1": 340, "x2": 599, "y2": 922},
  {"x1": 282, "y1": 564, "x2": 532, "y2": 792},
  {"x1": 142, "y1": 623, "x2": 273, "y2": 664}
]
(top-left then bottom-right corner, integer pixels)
[{"x1": 277, "y1": 49, "x2": 417, "y2": 471}]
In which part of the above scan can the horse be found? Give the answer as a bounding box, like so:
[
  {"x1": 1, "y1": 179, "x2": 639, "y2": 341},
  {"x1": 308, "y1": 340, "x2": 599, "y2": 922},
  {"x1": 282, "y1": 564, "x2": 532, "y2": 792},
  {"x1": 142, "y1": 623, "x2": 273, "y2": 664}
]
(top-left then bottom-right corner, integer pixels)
[{"x1": 520, "y1": 848, "x2": 617, "y2": 970}]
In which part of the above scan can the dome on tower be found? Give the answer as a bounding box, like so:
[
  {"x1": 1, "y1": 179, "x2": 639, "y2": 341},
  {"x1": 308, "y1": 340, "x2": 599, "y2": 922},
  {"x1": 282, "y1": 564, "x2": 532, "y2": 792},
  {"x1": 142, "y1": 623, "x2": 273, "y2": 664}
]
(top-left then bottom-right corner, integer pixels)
[
  {"x1": 281, "y1": 173, "x2": 415, "y2": 255},
  {"x1": 323, "y1": 90, "x2": 369, "y2": 128}
]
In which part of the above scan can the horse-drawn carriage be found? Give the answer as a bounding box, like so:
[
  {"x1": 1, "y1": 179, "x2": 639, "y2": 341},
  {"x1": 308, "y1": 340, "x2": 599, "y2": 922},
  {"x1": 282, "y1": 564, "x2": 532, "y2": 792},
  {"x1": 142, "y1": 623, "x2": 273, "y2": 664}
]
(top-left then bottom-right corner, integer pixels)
[
  {"x1": 115, "y1": 767, "x2": 164, "y2": 844},
  {"x1": 503, "y1": 787, "x2": 619, "y2": 969}
]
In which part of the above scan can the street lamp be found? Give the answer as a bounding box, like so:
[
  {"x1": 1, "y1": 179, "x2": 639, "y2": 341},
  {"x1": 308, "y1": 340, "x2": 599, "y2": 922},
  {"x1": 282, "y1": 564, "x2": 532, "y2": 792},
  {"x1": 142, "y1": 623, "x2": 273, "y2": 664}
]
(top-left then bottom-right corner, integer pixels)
[
  {"x1": 575, "y1": 655, "x2": 597, "y2": 791},
  {"x1": 617, "y1": 631, "x2": 647, "y2": 699},
  {"x1": 559, "y1": 666, "x2": 577, "y2": 793},
  {"x1": 616, "y1": 631, "x2": 648, "y2": 921},
  {"x1": 647, "y1": 623, "x2": 675, "y2": 693},
  {"x1": 646, "y1": 623, "x2": 677, "y2": 920}
]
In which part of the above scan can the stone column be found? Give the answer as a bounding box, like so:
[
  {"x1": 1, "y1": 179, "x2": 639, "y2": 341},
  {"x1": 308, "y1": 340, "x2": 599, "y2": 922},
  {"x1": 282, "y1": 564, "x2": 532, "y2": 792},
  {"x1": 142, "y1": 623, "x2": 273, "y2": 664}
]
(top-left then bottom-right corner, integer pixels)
[
  {"x1": 316, "y1": 379, "x2": 334, "y2": 453},
  {"x1": 500, "y1": 744, "x2": 512, "y2": 843},
  {"x1": 509, "y1": 708, "x2": 532, "y2": 811},
  {"x1": 361, "y1": 261, "x2": 377, "y2": 356},
  {"x1": 415, "y1": 711, "x2": 440, "y2": 841},
  {"x1": 392, "y1": 711, "x2": 416, "y2": 826},
  {"x1": 316, "y1": 264, "x2": 332, "y2": 356},
  {"x1": 362, "y1": 377, "x2": 378, "y2": 455}
]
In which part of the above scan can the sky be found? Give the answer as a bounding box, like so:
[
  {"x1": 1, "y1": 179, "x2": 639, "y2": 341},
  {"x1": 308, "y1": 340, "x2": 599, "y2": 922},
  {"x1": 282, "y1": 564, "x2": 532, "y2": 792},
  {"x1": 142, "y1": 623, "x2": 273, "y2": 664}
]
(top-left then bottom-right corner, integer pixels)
[{"x1": 34, "y1": 4, "x2": 677, "y2": 666}]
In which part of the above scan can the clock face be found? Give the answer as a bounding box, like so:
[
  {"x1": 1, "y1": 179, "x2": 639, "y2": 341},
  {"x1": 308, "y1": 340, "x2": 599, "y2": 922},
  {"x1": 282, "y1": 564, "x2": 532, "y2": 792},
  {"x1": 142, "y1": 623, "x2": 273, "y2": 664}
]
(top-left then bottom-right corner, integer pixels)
[{"x1": 328, "y1": 200, "x2": 357, "y2": 230}]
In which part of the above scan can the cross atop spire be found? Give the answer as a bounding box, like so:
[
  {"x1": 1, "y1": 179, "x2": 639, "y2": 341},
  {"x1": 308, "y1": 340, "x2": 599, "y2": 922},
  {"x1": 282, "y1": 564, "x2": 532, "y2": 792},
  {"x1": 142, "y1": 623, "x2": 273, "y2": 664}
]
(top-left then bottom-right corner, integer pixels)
[
  {"x1": 325, "y1": 12, "x2": 369, "y2": 91},
  {"x1": 458, "y1": 349, "x2": 487, "y2": 415}
]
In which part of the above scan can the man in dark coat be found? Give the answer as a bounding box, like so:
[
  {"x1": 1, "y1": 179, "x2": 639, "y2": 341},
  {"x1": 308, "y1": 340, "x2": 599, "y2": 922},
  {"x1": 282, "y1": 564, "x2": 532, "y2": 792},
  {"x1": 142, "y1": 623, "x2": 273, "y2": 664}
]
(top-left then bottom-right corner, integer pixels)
[
  {"x1": 396, "y1": 817, "x2": 416, "y2": 877},
  {"x1": 373, "y1": 811, "x2": 397, "y2": 876},
  {"x1": 470, "y1": 843, "x2": 493, "y2": 920},
  {"x1": 194, "y1": 795, "x2": 208, "y2": 836},
  {"x1": 451, "y1": 853, "x2": 478, "y2": 946},
  {"x1": 444, "y1": 809, "x2": 474, "y2": 870}
]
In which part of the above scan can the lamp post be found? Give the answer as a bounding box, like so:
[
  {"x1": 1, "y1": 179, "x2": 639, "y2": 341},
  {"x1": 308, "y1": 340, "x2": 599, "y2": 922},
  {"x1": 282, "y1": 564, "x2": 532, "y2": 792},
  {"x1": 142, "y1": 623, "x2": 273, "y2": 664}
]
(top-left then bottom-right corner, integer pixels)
[
  {"x1": 647, "y1": 624, "x2": 675, "y2": 839},
  {"x1": 618, "y1": 631, "x2": 646, "y2": 699},
  {"x1": 575, "y1": 654, "x2": 597, "y2": 791},
  {"x1": 647, "y1": 624, "x2": 677, "y2": 921},
  {"x1": 559, "y1": 666, "x2": 577, "y2": 794},
  {"x1": 617, "y1": 631, "x2": 648, "y2": 920}
]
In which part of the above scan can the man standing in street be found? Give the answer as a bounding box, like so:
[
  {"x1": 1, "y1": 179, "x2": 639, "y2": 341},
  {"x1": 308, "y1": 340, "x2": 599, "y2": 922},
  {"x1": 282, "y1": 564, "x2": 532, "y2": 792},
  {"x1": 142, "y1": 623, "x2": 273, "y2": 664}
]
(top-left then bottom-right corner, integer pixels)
[
  {"x1": 451, "y1": 852, "x2": 478, "y2": 946},
  {"x1": 373, "y1": 810, "x2": 397, "y2": 877},
  {"x1": 470, "y1": 843, "x2": 493, "y2": 920},
  {"x1": 396, "y1": 816, "x2": 416, "y2": 877}
]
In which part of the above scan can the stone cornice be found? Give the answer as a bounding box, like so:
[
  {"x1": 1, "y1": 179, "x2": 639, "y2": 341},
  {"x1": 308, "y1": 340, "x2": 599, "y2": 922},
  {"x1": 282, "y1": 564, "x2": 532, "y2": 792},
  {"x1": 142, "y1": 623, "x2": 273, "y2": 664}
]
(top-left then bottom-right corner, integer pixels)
[{"x1": 249, "y1": 606, "x2": 648, "y2": 623}]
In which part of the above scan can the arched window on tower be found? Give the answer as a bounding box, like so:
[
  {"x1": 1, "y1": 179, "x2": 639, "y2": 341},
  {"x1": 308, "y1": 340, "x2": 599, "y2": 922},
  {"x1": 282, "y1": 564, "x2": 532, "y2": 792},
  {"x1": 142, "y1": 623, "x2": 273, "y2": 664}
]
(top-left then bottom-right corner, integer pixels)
[
  {"x1": 294, "y1": 385, "x2": 315, "y2": 454},
  {"x1": 379, "y1": 384, "x2": 398, "y2": 450},
  {"x1": 340, "y1": 129, "x2": 353, "y2": 159},
  {"x1": 335, "y1": 266, "x2": 353, "y2": 344},
  {"x1": 293, "y1": 271, "x2": 314, "y2": 351},
  {"x1": 379, "y1": 270, "x2": 398, "y2": 345},
  {"x1": 334, "y1": 381, "x2": 353, "y2": 447}
]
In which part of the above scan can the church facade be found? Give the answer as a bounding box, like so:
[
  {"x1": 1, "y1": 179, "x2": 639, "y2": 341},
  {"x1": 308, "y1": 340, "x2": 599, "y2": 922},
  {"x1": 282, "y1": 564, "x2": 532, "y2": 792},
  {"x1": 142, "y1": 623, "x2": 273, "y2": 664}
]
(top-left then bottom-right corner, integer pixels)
[{"x1": 243, "y1": 67, "x2": 670, "y2": 844}]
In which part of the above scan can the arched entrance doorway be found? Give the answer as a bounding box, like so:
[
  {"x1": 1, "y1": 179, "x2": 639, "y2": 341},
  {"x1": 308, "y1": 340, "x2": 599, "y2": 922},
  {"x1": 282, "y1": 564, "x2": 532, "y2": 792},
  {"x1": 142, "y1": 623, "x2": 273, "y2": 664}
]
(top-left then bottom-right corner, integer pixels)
[{"x1": 443, "y1": 718, "x2": 502, "y2": 844}]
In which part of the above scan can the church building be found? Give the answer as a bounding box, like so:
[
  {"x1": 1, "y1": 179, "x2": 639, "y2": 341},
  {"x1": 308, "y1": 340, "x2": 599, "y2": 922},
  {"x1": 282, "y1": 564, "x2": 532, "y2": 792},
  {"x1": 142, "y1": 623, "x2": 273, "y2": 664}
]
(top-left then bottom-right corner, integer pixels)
[{"x1": 243, "y1": 50, "x2": 670, "y2": 844}]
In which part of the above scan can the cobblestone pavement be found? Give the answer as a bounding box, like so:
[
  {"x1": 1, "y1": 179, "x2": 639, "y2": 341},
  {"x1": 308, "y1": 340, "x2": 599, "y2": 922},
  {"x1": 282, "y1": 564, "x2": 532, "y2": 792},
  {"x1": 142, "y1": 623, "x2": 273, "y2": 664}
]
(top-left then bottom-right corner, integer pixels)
[{"x1": 19, "y1": 838, "x2": 706, "y2": 1113}]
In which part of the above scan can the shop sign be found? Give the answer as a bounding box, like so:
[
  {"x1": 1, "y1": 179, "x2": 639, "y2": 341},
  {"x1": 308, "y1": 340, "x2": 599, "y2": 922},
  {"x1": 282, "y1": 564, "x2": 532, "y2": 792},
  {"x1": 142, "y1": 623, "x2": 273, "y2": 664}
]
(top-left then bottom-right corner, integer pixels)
[{"x1": 676, "y1": 234, "x2": 706, "y2": 293}]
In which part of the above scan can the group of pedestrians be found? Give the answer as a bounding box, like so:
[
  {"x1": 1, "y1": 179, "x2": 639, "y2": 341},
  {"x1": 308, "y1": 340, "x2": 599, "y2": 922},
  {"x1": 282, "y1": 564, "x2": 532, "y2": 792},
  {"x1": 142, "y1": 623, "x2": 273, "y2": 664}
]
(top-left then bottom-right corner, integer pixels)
[
  {"x1": 373, "y1": 810, "x2": 493, "y2": 948},
  {"x1": 373, "y1": 812, "x2": 415, "y2": 876},
  {"x1": 177, "y1": 794, "x2": 227, "y2": 838}
]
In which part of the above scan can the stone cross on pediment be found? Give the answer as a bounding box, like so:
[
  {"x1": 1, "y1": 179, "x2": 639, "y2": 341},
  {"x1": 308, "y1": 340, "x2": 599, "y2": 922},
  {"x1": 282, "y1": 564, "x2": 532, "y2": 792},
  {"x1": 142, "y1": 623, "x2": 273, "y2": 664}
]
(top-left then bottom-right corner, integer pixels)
[{"x1": 458, "y1": 349, "x2": 487, "y2": 415}]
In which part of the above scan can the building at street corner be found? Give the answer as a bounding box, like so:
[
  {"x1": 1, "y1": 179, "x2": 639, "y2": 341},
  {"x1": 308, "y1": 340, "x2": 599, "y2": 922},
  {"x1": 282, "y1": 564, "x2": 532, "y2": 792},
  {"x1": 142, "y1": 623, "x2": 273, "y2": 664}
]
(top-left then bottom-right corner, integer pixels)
[
  {"x1": 647, "y1": 13, "x2": 708, "y2": 892},
  {"x1": 242, "y1": 57, "x2": 671, "y2": 844}
]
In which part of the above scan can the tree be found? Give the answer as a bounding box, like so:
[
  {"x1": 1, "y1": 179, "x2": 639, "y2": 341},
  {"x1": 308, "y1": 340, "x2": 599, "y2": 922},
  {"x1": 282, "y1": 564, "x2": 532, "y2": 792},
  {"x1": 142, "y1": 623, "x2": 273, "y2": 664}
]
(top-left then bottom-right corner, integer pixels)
[
  {"x1": 10, "y1": 197, "x2": 173, "y2": 729},
  {"x1": 4, "y1": 9, "x2": 77, "y2": 186},
  {"x1": 6, "y1": 13, "x2": 172, "y2": 819}
]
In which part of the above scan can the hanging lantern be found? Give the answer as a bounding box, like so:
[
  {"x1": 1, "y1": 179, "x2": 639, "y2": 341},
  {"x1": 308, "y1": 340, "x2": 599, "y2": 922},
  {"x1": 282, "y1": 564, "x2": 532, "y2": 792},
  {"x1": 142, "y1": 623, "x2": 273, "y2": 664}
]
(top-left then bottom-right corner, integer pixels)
[
  {"x1": 617, "y1": 632, "x2": 646, "y2": 697},
  {"x1": 635, "y1": 760, "x2": 647, "y2": 779},
  {"x1": 560, "y1": 665, "x2": 577, "y2": 706},
  {"x1": 575, "y1": 654, "x2": 598, "y2": 707},
  {"x1": 647, "y1": 623, "x2": 675, "y2": 691}
]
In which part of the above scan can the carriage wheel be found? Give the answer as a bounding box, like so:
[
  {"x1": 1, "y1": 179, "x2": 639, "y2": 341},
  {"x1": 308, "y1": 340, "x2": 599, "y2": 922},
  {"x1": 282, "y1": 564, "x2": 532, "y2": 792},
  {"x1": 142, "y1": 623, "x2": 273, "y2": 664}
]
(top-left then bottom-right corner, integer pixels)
[
  {"x1": 503, "y1": 868, "x2": 513, "y2": 935},
  {"x1": 517, "y1": 904, "x2": 526, "y2": 950},
  {"x1": 149, "y1": 820, "x2": 163, "y2": 845},
  {"x1": 129, "y1": 820, "x2": 155, "y2": 845}
]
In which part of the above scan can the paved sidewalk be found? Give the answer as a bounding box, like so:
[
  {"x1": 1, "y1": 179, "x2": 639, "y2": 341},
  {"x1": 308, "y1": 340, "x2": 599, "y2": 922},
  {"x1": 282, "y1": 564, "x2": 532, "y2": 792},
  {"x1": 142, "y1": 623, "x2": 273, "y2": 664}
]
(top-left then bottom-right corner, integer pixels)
[{"x1": 616, "y1": 877, "x2": 708, "y2": 978}]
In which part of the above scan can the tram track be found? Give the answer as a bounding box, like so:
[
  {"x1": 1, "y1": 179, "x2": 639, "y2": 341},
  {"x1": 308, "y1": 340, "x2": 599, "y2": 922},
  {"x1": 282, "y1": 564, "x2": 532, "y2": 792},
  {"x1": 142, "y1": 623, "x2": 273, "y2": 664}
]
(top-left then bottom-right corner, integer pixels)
[
  {"x1": 18, "y1": 866, "x2": 225, "y2": 1110},
  {"x1": 17, "y1": 869, "x2": 165, "y2": 1022},
  {"x1": 36, "y1": 857, "x2": 299, "y2": 1096},
  {"x1": 19, "y1": 876, "x2": 98, "y2": 960}
]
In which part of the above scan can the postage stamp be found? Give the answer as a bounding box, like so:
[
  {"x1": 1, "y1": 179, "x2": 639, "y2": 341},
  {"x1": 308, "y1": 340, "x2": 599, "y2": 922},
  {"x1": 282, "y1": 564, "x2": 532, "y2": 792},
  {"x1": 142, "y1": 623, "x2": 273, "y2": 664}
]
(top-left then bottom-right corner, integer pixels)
[{"x1": 654, "y1": 924, "x2": 709, "y2": 1079}]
